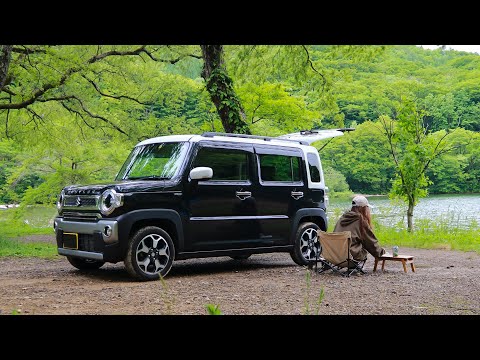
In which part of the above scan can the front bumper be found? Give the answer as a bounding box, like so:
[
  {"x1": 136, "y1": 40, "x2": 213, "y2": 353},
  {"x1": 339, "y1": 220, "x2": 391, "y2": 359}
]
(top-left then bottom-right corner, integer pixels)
[
  {"x1": 55, "y1": 217, "x2": 124, "y2": 263},
  {"x1": 58, "y1": 248, "x2": 104, "y2": 261}
]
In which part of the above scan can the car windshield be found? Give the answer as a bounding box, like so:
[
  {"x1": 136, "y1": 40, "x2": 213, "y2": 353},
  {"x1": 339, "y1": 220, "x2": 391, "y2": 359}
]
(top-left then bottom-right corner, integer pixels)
[{"x1": 116, "y1": 142, "x2": 189, "y2": 181}]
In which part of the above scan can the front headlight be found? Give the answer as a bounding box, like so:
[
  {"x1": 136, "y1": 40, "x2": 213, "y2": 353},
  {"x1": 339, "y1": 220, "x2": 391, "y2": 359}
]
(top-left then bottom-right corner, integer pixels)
[
  {"x1": 100, "y1": 189, "x2": 124, "y2": 215},
  {"x1": 56, "y1": 190, "x2": 65, "y2": 212}
]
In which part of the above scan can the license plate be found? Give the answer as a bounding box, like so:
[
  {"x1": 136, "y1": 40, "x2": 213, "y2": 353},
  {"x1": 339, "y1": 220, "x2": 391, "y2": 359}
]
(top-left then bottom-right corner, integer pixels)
[{"x1": 63, "y1": 233, "x2": 78, "y2": 250}]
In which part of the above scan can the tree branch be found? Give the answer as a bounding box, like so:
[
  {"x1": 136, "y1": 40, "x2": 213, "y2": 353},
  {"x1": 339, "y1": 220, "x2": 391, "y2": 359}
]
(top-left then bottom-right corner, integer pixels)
[
  {"x1": 0, "y1": 67, "x2": 79, "y2": 110},
  {"x1": 379, "y1": 115, "x2": 406, "y2": 185},
  {"x1": 5, "y1": 94, "x2": 11, "y2": 138},
  {"x1": 421, "y1": 129, "x2": 456, "y2": 175},
  {"x1": 87, "y1": 46, "x2": 148, "y2": 63},
  {"x1": 302, "y1": 45, "x2": 327, "y2": 91},
  {"x1": 82, "y1": 75, "x2": 149, "y2": 105},
  {"x1": 165, "y1": 45, "x2": 202, "y2": 59},
  {"x1": 60, "y1": 102, "x2": 95, "y2": 130},
  {"x1": 0, "y1": 46, "x2": 157, "y2": 110},
  {"x1": 38, "y1": 95, "x2": 76, "y2": 103},
  {"x1": 1, "y1": 87, "x2": 15, "y2": 96},
  {"x1": 140, "y1": 48, "x2": 183, "y2": 64},
  {"x1": 68, "y1": 96, "x2": 128, "y2": 136},
  {"x1": 1, "y1": 45, "x2": 13, "y2": 89},
  {"x1": 11, "y1": 46, "x2": 47, "y2": 55}
]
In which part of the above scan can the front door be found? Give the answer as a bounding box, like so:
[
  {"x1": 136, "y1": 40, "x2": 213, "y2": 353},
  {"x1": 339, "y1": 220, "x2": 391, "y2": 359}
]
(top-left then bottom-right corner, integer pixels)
[{"x1": 187, "y1": 142, "x2": 261, "y2": 251}]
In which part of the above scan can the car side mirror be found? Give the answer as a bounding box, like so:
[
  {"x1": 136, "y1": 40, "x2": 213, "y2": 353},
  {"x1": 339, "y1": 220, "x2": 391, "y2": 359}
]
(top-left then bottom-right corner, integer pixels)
[{"x1": 189, "y1": 167, "x2": 213, "y2": 181}]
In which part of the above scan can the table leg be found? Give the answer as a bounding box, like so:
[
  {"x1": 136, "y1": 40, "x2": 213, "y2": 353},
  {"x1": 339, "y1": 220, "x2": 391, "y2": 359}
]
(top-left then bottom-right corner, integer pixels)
[
  {"x1": 373, "y1": 259, "x2": 378, "y2": 272},
  {"x1": 381, "y1": 260, "x2": 385, "y2": 271},
  {"x1": 401, "y1": 260, "x2": 407, "y2": 273},
  {"x1": 410, "y1": 262, "x2": 415, "y2": 272}
]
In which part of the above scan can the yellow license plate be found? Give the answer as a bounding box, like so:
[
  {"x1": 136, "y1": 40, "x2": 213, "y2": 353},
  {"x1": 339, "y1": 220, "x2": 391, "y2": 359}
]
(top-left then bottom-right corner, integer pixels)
[{"x1": 63, "y1": 233, "x2": 78, "y2": 250}]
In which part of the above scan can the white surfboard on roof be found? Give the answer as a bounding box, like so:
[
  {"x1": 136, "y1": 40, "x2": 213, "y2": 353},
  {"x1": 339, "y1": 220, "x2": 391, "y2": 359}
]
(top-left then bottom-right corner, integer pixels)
[{"x1": 277, "y1": 128, "x2": 355, "y2": 145}]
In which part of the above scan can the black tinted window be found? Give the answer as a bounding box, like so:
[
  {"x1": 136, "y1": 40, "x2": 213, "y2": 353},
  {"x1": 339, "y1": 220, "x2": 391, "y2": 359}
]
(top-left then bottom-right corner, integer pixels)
[
  {"x1": 259, "y1": 154, "x2": 301, "y2": 182},
  {"x1": 307, "y1": 153, "x2": 321, "y2": 183},
  {"x1": 193, "y1": 147, "x2": 249, "y2": 181}
]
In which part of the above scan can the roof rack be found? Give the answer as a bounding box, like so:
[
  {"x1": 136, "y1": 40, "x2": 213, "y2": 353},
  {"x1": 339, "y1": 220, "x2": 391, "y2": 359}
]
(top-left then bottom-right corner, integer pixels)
[{"x1": 201, "y1": 132, "x2": 308, "y2": 145}]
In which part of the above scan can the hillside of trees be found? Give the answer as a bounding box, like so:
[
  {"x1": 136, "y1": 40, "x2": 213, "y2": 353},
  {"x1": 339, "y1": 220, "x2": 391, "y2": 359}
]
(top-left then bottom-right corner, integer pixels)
[{"x1": 0, "y1": 45, "x2": 479, "y2": 204}]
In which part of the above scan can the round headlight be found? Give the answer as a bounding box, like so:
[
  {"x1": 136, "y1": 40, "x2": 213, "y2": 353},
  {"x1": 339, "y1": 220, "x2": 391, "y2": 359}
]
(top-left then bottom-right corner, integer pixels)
[
  {"x1": 100, "y1": 189, "x2": 123, "y2": 215},
  {"x1": 56, "y1": 190, "x2": 64, "y2": 212}
]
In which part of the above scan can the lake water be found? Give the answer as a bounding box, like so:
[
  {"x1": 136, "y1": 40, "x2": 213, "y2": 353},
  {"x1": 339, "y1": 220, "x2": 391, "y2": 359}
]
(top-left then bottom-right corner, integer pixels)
[{"x1": 327, "y1": 194, "x2": 480, "y2": 229}]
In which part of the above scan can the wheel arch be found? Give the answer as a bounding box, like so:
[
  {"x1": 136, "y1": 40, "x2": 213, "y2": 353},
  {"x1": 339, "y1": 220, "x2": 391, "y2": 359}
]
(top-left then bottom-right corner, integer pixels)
[
  {"x1": 117, "y1": 209, "x2": 184, "y2": 257},
  {"x1": 290, "y1": 208, "x2": 327, "y2": 245}
]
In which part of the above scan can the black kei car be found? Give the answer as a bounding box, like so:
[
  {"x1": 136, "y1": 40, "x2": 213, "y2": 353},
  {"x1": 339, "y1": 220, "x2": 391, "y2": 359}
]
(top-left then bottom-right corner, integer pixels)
[{"x1": 54, "y1": 130, "x2": 346, "y2": 280}]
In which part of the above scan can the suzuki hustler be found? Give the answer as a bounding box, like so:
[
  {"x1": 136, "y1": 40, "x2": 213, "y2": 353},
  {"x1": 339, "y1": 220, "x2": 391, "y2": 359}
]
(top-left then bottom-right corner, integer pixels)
[{"x1": 54, "y1": 130, "x2": 347, "y2": 280}]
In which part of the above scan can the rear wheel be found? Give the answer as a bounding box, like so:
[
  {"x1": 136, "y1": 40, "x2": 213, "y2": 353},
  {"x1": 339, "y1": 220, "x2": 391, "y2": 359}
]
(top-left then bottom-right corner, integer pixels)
[
  {"x1": 124, "y1": 226, "x2": 175, "y2": 281},
  {"x1": 67, "y1": 256, "x2": 105, "y2": 270},
  {"x1": 290, "y1": 222, "x2": 321, "y2": 266}
]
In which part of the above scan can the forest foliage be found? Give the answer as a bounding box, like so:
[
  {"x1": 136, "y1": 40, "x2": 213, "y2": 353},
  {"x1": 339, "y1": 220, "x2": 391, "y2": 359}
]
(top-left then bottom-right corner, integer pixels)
[{"x1": 0, "y1": 45, "x2": 479, "y2": 204}]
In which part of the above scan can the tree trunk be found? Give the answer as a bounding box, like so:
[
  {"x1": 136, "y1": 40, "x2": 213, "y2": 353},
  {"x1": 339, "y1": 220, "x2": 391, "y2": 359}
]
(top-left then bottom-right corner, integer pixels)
[
  {"x1": 0, "y1": 45, "x2": 13, "y2": 89},
  {"x1": 200, "y1": 45, "x2": 250, "y2": 134},
  {"x1": 407, "y1": 198, "x2": 414, "y2": 232}
]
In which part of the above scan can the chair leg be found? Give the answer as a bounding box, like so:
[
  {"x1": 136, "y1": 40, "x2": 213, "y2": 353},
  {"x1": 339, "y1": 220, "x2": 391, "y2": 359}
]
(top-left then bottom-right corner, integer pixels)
[
  {"x1": 373, "y1": 259, "x2": 378, "y2": 272},
  {"x1": 381, "y1": 260, "x2": 385, "y2": 271},
  {"x1": 411, "y1": 262, "x2": 415, "y2": 272}
]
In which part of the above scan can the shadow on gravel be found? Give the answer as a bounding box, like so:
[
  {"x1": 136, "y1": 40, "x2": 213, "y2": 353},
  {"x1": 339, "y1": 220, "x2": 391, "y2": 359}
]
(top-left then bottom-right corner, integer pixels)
[
  {"x1": 68, "y1": 267, "x2": 134, "y2": 283},
  {"x1": 68, "y1": 256, "x2": 296, "y2": 281},
  {"x1": 169, "y1": 257, "x2": 296, "y2": 277}
]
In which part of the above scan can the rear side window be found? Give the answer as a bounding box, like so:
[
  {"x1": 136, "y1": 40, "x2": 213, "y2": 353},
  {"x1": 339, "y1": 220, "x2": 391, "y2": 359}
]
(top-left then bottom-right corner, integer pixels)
[
  {"x1": 307, "y1": 153, "x2": 321, "y2": 183},
  {"x1": 192, "y1": 147, "x2": 249, "y2": 181},
  {"x1": 259, "y1": 154, "x2": 301, "y2": 182}
]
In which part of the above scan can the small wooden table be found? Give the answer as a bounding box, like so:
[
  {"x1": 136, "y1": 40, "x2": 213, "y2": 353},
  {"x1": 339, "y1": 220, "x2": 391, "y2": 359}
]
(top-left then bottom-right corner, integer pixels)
[{"x1": 373, "y1": 254, "x2": 415, "y2": 273}]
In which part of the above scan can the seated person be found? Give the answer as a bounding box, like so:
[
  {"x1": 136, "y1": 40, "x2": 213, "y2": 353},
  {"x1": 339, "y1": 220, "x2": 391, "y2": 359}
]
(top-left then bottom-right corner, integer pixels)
[{"x1": 334, "y1": 195, "x2": 388, "y2": 262}]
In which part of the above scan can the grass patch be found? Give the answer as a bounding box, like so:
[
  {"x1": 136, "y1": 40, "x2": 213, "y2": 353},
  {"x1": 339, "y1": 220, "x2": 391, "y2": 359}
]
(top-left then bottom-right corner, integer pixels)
[
  {"x1": 0, "y1": 205, "x2": 57, "y2": 258},
  {"x1": 0, "y1": 205, "x2": 56, "y2": 238},
  {"x1": 375, "y1": 222, "x2": 480, "y2": 253},
  {"x1": 0, "y1": 237, "x2": 57, "y2": 258}
]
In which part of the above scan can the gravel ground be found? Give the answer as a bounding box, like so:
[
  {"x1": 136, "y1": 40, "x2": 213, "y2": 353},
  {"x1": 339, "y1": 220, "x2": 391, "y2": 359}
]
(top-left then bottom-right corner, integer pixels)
[{"x1": 0, "y1": 235, "x2": 479, "y2": 315}]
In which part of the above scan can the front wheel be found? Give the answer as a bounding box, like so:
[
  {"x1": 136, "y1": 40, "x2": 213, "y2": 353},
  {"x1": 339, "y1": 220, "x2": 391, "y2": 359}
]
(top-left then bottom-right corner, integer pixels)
[
  {"x1": 67, "y1": 256, "x2": 105, "y2": 270},
  {"x1": 290, "y1": 222, "x2": 321, "y2": 266},
  {"x1": 124, "y1": 226, "x2": 175, "y2": 281}
]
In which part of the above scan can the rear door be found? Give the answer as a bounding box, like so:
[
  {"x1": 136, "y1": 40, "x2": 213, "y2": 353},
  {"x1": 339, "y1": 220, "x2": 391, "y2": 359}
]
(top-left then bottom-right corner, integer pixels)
[{"x1": 252, "y1": 145, "x2": 307, "y2": 245}]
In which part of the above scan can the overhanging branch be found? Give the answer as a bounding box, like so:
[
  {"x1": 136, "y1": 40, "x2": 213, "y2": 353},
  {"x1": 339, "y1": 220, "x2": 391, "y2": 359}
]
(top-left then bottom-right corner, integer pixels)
[
  {"x1": 68, "y1": 95, "x2": 128, "y2": 136},
  {"x1": 302, "y1": 45, "x2": 327, "y2": 91},
  {"x1": 83, "y1": 75, "x2": 149, "y2": 105},
  {"x1": 12, "y1": 46, "x2": 47, "y2": 55}
]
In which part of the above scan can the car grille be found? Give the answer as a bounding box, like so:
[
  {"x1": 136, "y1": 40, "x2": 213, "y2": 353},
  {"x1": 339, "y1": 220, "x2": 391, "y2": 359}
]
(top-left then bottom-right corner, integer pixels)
[
  {"x1": 62, "y1": 212, "x2": 101, "y2": 222},
  {"x1": 63, "y1": 195, "x2": 98, "y2": 210}
]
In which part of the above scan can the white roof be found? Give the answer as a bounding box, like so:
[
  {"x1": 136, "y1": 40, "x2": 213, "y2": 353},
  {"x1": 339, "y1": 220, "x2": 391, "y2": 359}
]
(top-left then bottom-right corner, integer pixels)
[
  {"x1": 136, "y1": 135, "x2": 196, "y2": 146},
  {"x1": 135, "y1": 130, "x2": 346, "y2": 150}
]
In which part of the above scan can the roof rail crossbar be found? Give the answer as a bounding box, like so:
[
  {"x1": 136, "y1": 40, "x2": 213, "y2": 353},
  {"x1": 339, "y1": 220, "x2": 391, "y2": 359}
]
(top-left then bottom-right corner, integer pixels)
[{"x1": 201, "y1": 132, "x2": 308, "y2": 145}]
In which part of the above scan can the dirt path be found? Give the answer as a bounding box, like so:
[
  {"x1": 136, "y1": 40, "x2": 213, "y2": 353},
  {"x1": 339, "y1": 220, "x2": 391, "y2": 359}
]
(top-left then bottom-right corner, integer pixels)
[{"x1": 0, "y1": 236, "x2": 479, "y2": 315}]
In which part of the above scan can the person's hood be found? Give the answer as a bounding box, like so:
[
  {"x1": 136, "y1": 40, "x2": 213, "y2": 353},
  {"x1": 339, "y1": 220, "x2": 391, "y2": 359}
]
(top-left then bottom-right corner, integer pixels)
[{"x1": 338, "y1": 211, "x2": 361, "y2": 226}]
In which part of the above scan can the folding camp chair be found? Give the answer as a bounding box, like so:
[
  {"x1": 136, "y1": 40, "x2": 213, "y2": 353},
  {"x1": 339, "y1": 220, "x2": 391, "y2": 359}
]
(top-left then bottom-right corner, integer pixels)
[{"x1": 315, "y1": 230, "x2": 366, "y2": 277}]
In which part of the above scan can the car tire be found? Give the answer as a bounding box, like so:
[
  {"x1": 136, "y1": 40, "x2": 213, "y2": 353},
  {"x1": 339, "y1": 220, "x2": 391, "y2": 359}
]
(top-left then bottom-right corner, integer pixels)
[
  {"x1": 67, "y1": 256, "x2": 105, "y2": 270},
  {"x1": 290, "y1": 222, "x2": 321, "y2": 266},
  {"x1": 230, "y1": 254, "x2": 251, "y2": 260},
  {"x1": 124, "y1": 226, "x2": 175, "y2": 281}
]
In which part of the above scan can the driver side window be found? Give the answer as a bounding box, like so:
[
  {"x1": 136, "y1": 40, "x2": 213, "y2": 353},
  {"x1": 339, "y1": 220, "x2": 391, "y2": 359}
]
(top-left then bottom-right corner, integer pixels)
[{"x1": 192, "y1": 147, "x2": 250, "y2": 181}]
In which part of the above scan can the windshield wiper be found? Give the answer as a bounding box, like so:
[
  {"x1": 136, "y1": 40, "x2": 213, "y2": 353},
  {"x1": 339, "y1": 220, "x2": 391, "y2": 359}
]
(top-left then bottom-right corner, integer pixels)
[{"x1": 126, "y1": 176, "x2": 170, "y2": 181}]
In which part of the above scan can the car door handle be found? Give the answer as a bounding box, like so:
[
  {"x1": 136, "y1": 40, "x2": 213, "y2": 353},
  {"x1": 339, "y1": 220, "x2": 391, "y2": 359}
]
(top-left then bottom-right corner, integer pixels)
[
  {"x1": 291, "y1": 191, "x2": 303, "y2": 200},
  {"x1": 236, "y1": 191, "x2": 252, "y2": 200}
]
